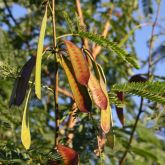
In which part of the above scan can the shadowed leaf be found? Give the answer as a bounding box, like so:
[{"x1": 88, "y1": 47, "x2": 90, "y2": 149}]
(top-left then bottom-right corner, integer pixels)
[
  {"x1": 35, "y1": 6, "x2": 47, "y2": 99},
  {"x1": 116, "y1": 92, "x2": 124, "y2": 126},
  {"x1": 63, "y1": 40, "x2": 90, "y2": 86},
  {"x1": 129, "y1": 74, "x2": 147, "y2": 83},
  {"x1": 60, "y1": 56, "x2": 91, "y2": 112}
]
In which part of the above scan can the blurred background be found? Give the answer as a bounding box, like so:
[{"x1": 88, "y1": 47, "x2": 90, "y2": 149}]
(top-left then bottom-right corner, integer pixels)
[{"x1": 0, "y1": 0, "x2": 165, "y2": 164}]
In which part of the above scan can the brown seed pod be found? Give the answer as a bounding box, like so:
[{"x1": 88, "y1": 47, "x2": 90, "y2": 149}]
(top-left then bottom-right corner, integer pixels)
[
  {"x1": 63, "y1": 40, "x2": 90, "y2": 86},
  {"x1": 60, "y1": 56, "x2": 91, "y2": 113},
  {"x1": 88, "y1": 72, "x2": 108, "y2": 110},
  {"x1": 50, "y1": 144, "x2": 79, "y2": 165}
]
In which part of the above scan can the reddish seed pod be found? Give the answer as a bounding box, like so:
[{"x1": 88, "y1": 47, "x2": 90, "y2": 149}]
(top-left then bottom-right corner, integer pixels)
[
  {"x1": 88, "y1": 73, "x2": 108, "y2": 110},
  {"x1": 64, "y1": 40, "x2": 90, "y2": 86}
]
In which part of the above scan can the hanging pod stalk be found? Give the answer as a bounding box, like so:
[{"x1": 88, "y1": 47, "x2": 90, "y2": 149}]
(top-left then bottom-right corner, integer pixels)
[
  {"x1": 63, "y1": 40, "x2": 90, "y2": 86},
  {"x1": 60, "y1": 56, "x2": 91, "y2": 113},
  {"x1": 35, "y1": 5, "x2": 47, "y2": 99}
]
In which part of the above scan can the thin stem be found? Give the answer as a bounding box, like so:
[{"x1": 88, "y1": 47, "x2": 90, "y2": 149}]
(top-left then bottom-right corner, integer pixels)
[
  {"x1": 119, "y1": 98, "x2": 143, "y2": 165},
  {"x1": 56, "y1": 33, "x2": 78, "y2": 40},
  {"x1": 52, "y1": 0, "x2": 59, "y2": 147},
  {"x1": 148, "y1": 1, "x2": 161, "y2": 78},
  {"x1": 75, "y1": 0, "x2": 89, "y2": 49}
]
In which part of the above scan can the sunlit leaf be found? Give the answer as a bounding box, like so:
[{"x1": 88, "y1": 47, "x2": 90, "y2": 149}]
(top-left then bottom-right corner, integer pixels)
[
  {"x1": 60, "y1": 56, "x2": 91, "y2": 112},
  {"x1": 35, "y1": 6, "x2": 47, "y2": 99},
  {"x1": 21, "y1": 88, "x2": 31, "y2": 150},
  {"x1": 63, "y1": 40, "x2": 90, "y2": 86}
]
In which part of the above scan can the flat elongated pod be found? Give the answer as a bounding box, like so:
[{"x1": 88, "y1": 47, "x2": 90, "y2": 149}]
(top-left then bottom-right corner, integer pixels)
[
  {"x1": 9, "y1": 56, "x2": 36, "y2": 107},
  {"x1": 21, "y1": 88, "x2": 31, "y2": 150},
  {"x1": 100, "y1": 78, "x2": 113, "y2": 133},
  {"x1": 63, "y1": 40, "x2": 90, "y2": 86},
  {"x1": 50, "y1": 144, "x2": 79, "y2": 165},
  {"x1": 97, "y1": 65, "x2": 112, "y2": 133},
  {"x1": 35, "y1": 6, "x2": 47, "y2": 99},
  {"x1": 88, "y1": 72, "x2": 108, "y2": 110},
  {"x1": 116, "y1": 92, "x2": 124, "y2": 126},
  {"x1": 129, "y1": 74, "x2": 147, "y2": 83},
  {"x1": 60, "y1": 56, "x2": 91, "y2": 113}
]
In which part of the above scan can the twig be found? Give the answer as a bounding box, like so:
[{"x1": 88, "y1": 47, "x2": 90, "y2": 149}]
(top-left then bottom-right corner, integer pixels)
[
  {"x1": 148, "y1": 1, "x2": 161, "y2": 78},
  {"x1": 66, "y1": 103, "x2": 78, "y2": 147},
  {"x1": 58, "y1": 87, "x2": 73, "y2": 99},
  {"x1": 3, "y1": 0, "x2": 31, "y2": 50},
  {"x1": 3, "y1": 0, "x2": 18, "y2": 25},
  {"x1": 52, "y1": 0, "x2": 59, "y2": 147},
  {"x1": 119, "y1": 98, "x2": 143, "y2": 165},
  {"x1": 92, "y1": 20, "x2": 110, "y2": 59},
  {"x1": 92, "y1": 7, "x2": 113, "y2": 59},
  {"x1": 75, "y1": 0, "x2": 89, "y2": 49}
]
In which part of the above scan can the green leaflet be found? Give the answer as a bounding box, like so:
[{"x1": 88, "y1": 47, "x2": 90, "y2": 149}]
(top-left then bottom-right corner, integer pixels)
[
  {"x1": 78, "y1": 31, "x2": 140, "y2": 69},
  {"x1": 35, "y1": 6, "x2": 47, "y2": 99},
  {"x1": 112, "y1": 81, "x2": 165, "y2": 105},
  {"x1": 21, "y1": 88, "x2": 31, "y2": 150}
]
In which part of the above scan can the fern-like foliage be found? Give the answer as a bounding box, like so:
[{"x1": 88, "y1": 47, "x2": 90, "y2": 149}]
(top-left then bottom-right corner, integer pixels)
[
  {"x1": 108, "y1": 92, "x2": 124, "y2": 108},
  {"x1": 112, "y1": 81, "x2": 165, "y2": 105},
  {"x1": 0, "y1": 61, "x2": 18, "y2": 79},
  {"x1": 78, "y1": 31, "x2": 140, "y2": 69}
]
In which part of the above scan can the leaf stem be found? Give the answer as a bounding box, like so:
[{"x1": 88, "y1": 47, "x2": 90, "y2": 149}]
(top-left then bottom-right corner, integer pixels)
[
  {"x1": 56, "y1": 33, "x2": 78, "y2": 40},
  {"x1": 119, "y1": 97, "x2": 143, "y2": 165},
  {"x1": 52, "y1": 0, "x2": 59, "y2": 147},
  {"x1": 148, "y1": 1, "x2": 161, "y2": 78}
]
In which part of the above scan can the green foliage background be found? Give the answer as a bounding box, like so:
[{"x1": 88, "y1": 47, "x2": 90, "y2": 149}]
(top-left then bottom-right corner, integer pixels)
[{"x1": 0, "y1": 0, "x2": 165, "y2": 164}]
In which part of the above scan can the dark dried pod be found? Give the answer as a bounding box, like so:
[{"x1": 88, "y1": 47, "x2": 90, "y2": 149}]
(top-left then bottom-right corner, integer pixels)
[{"x1": 9, "y1": 56, "x2": 36, "y2": 107}]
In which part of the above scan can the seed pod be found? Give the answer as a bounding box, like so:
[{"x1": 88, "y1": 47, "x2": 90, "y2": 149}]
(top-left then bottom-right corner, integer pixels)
[
  {"x1": 88, "y1": 72, "x2": 108, "y2": 110},
  {"x1": 35, "y1": 6, "x2": 47, "y2": 99},
  {"x1": 63, "y1": 40, "x2": 90, "y2": 86},
  {"x1": 9, "y1": 56, "x2": 36, "y2": 107},
  {"x1": 60, "y1": 56, "x2": 91, "y2": 113},
  {"x1": 129, "y1": 74, "x2": 147, "y2": 83},
  {"x1": 50, "y1": 144, "x2": 79, "y2": 165},
  {"x1": 116, "y1": 92, "x2": 124, "y2": 126},
  {"x1": 100, "y1": 78, "x2": 113, "y2": 134},
  {"x1": 21, "y1": 88, "x2": 31, "y2": 150}
]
